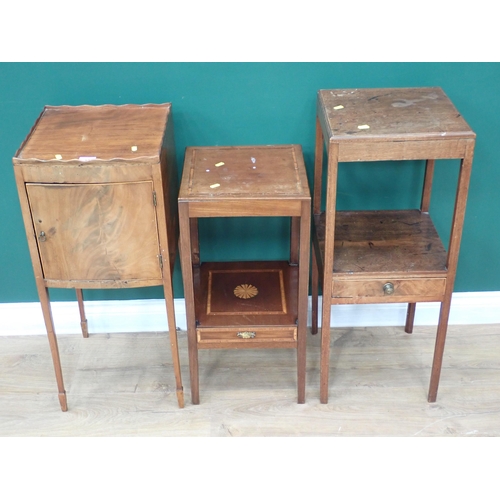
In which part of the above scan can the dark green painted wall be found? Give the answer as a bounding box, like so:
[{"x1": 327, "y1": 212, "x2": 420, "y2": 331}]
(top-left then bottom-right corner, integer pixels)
[{"x1": 1, "y1": 62, "x2": 499, "y2": 303}]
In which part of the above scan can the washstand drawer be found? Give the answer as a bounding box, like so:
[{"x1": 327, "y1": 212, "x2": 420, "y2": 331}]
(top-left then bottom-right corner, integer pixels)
[
  {"x1": 332, "y1": 277, "x2": 446, "y2": 303},
  {"x1": 197, "y1": 326, "x2": 297, "y2": 345}
]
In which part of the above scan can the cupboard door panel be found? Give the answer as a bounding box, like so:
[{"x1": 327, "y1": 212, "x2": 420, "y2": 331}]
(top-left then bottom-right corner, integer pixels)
[{"x1": 27, "y1": 181, "x2": 162, "y2": 282}]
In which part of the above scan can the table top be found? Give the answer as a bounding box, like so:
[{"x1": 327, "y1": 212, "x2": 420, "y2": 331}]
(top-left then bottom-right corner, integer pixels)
[
  {"x1": 14, "y1": 103, "x2": 171, "y2": 163},
  {"x1": 179, "y1": 145, "x2": 310, "y2": 201},
  {"x1": 318, "y1": 87, "x2": 475, "y2": 142}
]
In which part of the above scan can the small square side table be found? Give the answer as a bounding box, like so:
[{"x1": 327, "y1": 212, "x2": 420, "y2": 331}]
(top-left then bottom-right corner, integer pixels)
[
  {"x1": 13, "y1": 104, "x2": 184, "y2": 410},
  {"x1": 178, "y1": 145, "x2": 311, "y2": 404}
]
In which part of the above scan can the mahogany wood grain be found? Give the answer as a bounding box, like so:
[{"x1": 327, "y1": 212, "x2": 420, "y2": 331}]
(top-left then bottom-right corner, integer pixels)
[{"x1": 26, "y1": 181, "x2": 161, "y2": 282}]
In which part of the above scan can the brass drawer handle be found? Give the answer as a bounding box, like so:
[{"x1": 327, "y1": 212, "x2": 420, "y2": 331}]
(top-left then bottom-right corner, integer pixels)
[
  {"x1": 383, "y1": 282, "x2": 395, "y2": 295},
  {"x1": 237, "y1": 331, "x2": 256, "y2": 339}
]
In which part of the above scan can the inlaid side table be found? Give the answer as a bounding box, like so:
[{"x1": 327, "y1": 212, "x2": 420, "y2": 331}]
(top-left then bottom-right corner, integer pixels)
[
  {"x1": 311, "y1": 87, "x2": 475, "y2": 404},
  {"x1": 13, "y1": 103, "x2": 184, "y2": 410},
  {"x1": 178, "y1": 145, "x2": 311, "y2": 404}
]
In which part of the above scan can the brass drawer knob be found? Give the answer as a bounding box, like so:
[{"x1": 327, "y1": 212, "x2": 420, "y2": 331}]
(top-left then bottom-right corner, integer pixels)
[
  {"x1": 383, "y1": 282, "x2": 395, "y2": 295},
  {"x1": 237, "y1": 331, "x2": 256, "y2": 339}
]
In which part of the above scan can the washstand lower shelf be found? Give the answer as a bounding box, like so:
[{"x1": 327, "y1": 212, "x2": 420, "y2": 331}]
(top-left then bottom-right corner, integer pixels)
[{"x1": 193, "y1": 261, "x2": 300, "y2": 349}]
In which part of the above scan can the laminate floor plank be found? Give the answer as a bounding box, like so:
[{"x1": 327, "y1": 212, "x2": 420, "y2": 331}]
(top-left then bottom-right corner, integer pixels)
[{"x1": 1, "y1": 325, "x2": 499, "y2": 436}]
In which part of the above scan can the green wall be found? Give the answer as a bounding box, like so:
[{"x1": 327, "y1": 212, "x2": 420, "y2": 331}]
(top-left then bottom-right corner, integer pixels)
[{"x1": 1, "y1": 62, "x2": 499, "y2": 303}]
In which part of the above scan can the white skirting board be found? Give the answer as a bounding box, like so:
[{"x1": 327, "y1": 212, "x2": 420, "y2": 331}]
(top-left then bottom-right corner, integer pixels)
[{"x1": 1, "y1": 292, "x2": 499, "y2": 337}]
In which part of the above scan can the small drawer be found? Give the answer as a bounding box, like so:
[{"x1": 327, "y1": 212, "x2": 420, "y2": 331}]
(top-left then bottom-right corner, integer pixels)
[
  {"x1": 332, "y1": 277, "x2": 446, "y2": 303},
  {"x1": 197, "y1": 326, "x2": 297, "y2": 344}
]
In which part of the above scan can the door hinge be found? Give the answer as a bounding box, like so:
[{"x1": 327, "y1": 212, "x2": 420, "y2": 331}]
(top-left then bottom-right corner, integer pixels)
[
  {"x1": 158, "y1": 254, "x2": 163, "y2": 269},
  {"x1": 153, "y1": 191, "x2": 157, "y2": 207}
]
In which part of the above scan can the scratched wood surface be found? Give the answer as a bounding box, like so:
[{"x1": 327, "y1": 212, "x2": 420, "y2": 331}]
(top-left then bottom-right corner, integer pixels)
[
  {"x1": 318, "y1": 87, "x2": 476, "y2": 141},
  {"x1": 179, "y1": 145, "x2": 310, "y2": 200},
  {"x1": 1, "y1": 324, "x2": 499, "y2": 436},
  {"x1": 315, "y1": 210, "x2": 448, "y2": 276},
  {"x1": 14, "y1": 104, "x2": 170, "y2": 162}
]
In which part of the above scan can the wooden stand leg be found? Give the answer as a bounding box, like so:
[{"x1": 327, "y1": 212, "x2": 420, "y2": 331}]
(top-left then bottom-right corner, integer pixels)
[
  {"x1": 297, "y1": 338, "x2": 306, "y2": 404},
  {"x1": 290, "y1": 217, "x2": 300, "y2": 265},
  {"x1": 38, "y1": 285, "x2": 68, "y2": 411},
  {"x1": 428, "y1": 298, "x2": 452, "y2": 402},
  {"x1": 404, "y1": 159, "x2": 434, "y2": 337},
  {"x1": 162, "y1": 278, "x2": 184, "y2": 409},
  {"x1": 75, "y1": 289, "x2": 89, "y2": 338},
  {"x1": 187, "y1": 328, "x2": 200, "y2": 405},
  {"x1": 405, "y1": 302, "x2": 416, "y2": 334},
  {"x1": 311, "y1": 250, "x2": 319, "y2": 335},
  {"x1": 296, "y1": 202, "x2": 310, "y2": 404},
  {"x1": 319, "y1": 142, "x2": 338, "y2": 404},
  {"x1": 179, "y1": 203, "x2": 200, "y2": 405},
  {"x1": 428, "y1": 145, "x2": 474, "y2": 402},
  {"x1": 319, "y1": 300, "x2": 332, "y2": 404}
]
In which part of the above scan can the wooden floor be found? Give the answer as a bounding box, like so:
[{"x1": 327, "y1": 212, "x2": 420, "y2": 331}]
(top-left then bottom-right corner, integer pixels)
[{"x1": 1, "y1": 324, "x2": 499, "y2": 437}]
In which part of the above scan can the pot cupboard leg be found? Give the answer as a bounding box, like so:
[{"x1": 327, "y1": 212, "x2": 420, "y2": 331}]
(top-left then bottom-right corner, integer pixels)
[
  {"x1": 75, "y1": 289, "x2": 89, "y2": 338},
  {"x1": 39, "y1": 286, "x2": 68, "y2": 411},
  {"x1": 163, "y1": 279, "x2": 184, "y2": 409}
]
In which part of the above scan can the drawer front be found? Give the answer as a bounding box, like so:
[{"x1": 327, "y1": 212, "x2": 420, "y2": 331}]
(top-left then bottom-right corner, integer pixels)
[
  {"x1": 197, "y1": 326, "x2": 297, "y2": 345},
  {"x1": 332, "y1": 278, "x2": 446, "y2": 303}
]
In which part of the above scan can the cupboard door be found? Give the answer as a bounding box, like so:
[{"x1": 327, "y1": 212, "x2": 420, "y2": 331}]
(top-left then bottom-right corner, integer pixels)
[{"x1": 27, "y1": 181, "x2": 162, "y2": 282}]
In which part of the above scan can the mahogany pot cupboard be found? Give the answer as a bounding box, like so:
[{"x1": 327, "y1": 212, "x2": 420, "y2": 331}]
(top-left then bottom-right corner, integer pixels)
[{"x1": 13, "y1": 104, "x2": 184, "y2": 410}]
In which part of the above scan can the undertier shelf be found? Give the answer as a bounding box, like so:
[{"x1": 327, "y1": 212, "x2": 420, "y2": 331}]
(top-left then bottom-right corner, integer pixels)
[
  {"x1": 193, "y1": 260, "x2": 299, "y2": 328},
  {"x1": 314, "y1": 209, "x2": 448, "y2": 277}
]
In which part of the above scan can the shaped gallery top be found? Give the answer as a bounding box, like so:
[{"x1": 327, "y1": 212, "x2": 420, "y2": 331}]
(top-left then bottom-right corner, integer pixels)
[{"x1": 14, "y1": 103, "x2": 172, "y2": 164}]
